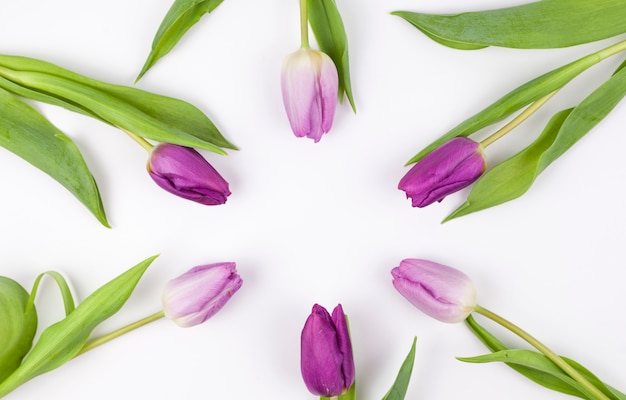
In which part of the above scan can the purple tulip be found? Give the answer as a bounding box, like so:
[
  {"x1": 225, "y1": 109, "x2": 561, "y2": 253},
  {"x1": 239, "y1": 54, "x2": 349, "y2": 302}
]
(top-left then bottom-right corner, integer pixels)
[
  {"x1": 391, "y1": 259, "x2": 476, "y2": 323},
  {"x1": 281, "y1": 48, "x2": 339, "y2": 142},
  {"x1": 399, "y1": 137, "x2": 486, "y2": 207},
  {"x1": 147, "y1": 143, "x2": 231, "y2": 205},
  {"x1": 301, "y1": 304, "x2": 355, "y2": 397},
  {"x1": 162, "y1": 262, "x2": 243, "y2": 328}
]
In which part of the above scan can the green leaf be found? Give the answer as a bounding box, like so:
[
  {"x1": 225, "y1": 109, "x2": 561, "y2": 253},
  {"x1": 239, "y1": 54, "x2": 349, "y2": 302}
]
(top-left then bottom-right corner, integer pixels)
[
  {"x1": 382, "y1": 337, "x2": 417, "y2": 400},
  {"x1": 0, "y1": 55, "x2": 237, "y2": 154},
  {"x1": 0, "y1": 277, "x2": 37, "y2": 384},
  {"x1": 465, "y1": 315, "x2": 586, "y2": 398},
  {"x1": 307, "y1": 0, "x2": 356, "y2": 112},
  {"x1": 459, "y1": 350, "x2": 595, "y2": 399},
  {"x1": 137, "y1": 0, "x2": 225, "y2": 81},
  {"x1": 0, "y1": 88, "x2": 108, "y2": 226},
  {"x1": 393, "y1": 0, "x2": 626, "y2": 50},
  {"x1": 27, "y1": 271, "x2": 76, "y2": 317},
  {"x1": 406, "y1": 39, "x2": 626, "y2": 165},
  {"x1": 445, "y1": 59, "x2": 626, "y2": 221},
  {"x1": 0, "y1": 255, "x2": 157, "y2": 398},
  {"x1": 464, "y1": 315, "x2": 623, "y2": 400}
]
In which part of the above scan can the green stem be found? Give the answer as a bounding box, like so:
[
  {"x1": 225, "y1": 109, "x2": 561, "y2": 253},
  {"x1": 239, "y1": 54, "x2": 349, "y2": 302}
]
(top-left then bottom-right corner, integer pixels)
[
  {"x1": 474, "y1": 305, "x2": 611, "y2": 400},
  {"x1": 74, "y1": 310, "x2": 165, "y2": 357},
  {"x1": 480, "y1": 89, "x2": 558, "y2": 148},
  {"x1": 300, "y1": 0, "x2": 309, "y2": 48},
  {"x1": 121, "y1": 128, "x2": 154, "y2": 152}
]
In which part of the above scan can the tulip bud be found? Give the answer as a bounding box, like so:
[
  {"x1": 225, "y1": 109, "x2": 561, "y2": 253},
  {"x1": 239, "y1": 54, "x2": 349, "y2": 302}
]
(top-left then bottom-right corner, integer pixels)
[
  {"x1": 391, "y1": 259, "x2": 476, "y2": 323},
  {"x1": 147, "y1": 143, "x2": 231, "y2": 205},
  {"x1": 399, "y1": 137, "x2": 486, "y2": 207},
  {"x1": 281, "y1": 48, "x2": 339, "y2": 142},
  {"x1": 301, "y1": 304, "x2": 355, "y2": 397},
  {"x1": 0, "y1": 277, "x2": 38, "y2": 383},
  {"x1": 162, "y1": 262, "x2": 242, "y2": 328}
]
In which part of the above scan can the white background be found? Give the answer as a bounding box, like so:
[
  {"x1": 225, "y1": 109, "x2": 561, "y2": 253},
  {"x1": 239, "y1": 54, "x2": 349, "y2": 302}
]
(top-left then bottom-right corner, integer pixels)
[{"x1": 1, "y1": 0, "x2": 625, "y2": 399}]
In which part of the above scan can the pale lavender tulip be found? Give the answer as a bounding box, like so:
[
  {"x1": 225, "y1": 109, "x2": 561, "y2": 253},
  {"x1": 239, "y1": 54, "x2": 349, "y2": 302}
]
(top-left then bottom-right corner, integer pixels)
[
  {"x1": 281, "y1": 48, "x2": 339, "y2": 142},
  {"x1": 301, "y1": 304, "x2": 355, "y2": 397},
  {"x1": 399, "y1": 137, "x2": 486, "y2": 207},
  {"x1": 147, "y1": 143, "x2": 231, "y2": 205},
  {"x1": 391, "y1": 259, "x2": 476, "y2": 323},
  {"x1": 162, "y1": 262, "x2": 242, "y2": 328}
]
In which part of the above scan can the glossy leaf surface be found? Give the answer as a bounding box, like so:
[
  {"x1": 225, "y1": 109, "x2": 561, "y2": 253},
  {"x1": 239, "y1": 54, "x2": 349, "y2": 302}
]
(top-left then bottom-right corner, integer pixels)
[
  {"x1": 308, "y1": 0, "x2": 356, "y2": 111},
  {"x1": 0, "y1": 256, "x2": 157, "y2": 398},
  {"x1": 0, "y1": 87, "x2": 108, "y2": 226},
  {"x1": 393, "y1": 0, "x2": 626, "y2": 50},
  {"x1": 382, "y1": 337, "x2": 417, "y2": 400},
  {"x1": 0, "y1": 55, "x2": 236, "y2": 154},
  {"x1": 137, "y1": 0, "x2": 224, "y2": 81},
  {"x1": 464, "y1": 315, "x2": 624, "y2": 400},
  {"x1": 445, "y1": 61, "x2": 626, "y2": 221}
]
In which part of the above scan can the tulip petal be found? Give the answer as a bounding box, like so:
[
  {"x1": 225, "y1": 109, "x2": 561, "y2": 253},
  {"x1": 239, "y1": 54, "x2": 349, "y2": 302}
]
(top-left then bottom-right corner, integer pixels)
[
  {"x1": 301, "y1": 304, "x2": 346, "y2": 397},
  {"x1": 392, "y1": 259, "x2": 476, "y2": 323},
  {"x1": 163, "y1": 262, "x2": 242, "y2": 328}
]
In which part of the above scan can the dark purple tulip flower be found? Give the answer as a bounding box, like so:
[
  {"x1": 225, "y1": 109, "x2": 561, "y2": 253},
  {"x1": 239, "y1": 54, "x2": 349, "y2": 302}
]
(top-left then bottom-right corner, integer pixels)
[
  {"x1": 162, "y1": 262, "x2": 243, "y2": 328},
  {"x1": 399, "y1": 137, "x2": 486, "y2": 207},
  {"x1": 301, "y1": 304, "x2": 355, "y2": 397},
  {"x1": 147, "y1": 143, "x2": 231, "y2": 205}
]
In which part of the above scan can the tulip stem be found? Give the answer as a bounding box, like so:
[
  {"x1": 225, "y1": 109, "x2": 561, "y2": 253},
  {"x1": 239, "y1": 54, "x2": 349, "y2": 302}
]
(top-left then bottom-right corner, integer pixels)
[
  {"x1": 121, "y1": 128, "x2": 154, "y2": 152},
  {"x1": 480, "y1": 89, "x2": 559, "y2": 149},
  {"x1": 74, "y1": 310, "x2": 165, "y2": 357},
  {"x1": 300, "y1": 0, "x2": 309, "y2": 48},
  {"x1": 474, "y1": 305, "x2": 611, "y2": 400}
]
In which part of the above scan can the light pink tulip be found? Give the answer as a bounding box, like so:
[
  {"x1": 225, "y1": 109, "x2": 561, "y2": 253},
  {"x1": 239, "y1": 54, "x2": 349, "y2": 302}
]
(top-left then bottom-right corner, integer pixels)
[
  {"x1": 162, "y1": 262, "x2": 242, "y2": 328},
  {"x1": 281, "y1": 48, "x2": 339, "y2": 142},
  {"x1": 392, "y1": 259, "x2": 476, "y2": 323}
]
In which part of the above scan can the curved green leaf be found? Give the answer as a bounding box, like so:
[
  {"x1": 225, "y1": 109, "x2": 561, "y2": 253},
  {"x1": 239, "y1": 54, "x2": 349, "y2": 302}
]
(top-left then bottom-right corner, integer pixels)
[
  {"x1": 137, "y1": 0, "x2": 225, "y2": 81},
  {"x1": 393, "y1": 0, "x2": 626, "y2": 50},
  {"x1": 0, "y1": 277, "x2": 37, "y2": 384},
  {"x1": 0, "y1": 55, "x2": 237, "y2": 154},
  {"x1": 0, "y1": 255, "x2": 157, "y2": 398},
  {"x1": 307, "y1": 0, "x2": 356, "y2": 112},
  {"x1": 465, "y1": 315, "x2": 586, "y2": 398},
  {"x1": 459, "y1": 349, "x2": 591, "y2": 399},
  {"x1": 382, "y1": 337, "x2": 417, "y2": 400},
  {"x1": 445, "y1": 59, "x2": 626, "y2": 221},
  {"x1": 465, "y1": 315, "x2": 624, "y2": 400},
  {"x1": 27, "y1": 271, "x2": 76, "y2": 316},
  {"x1": 406, "y1": 39, "x2": 626, "y2": 165},
  {"x1": 0, "y1": 88, "x2": 108, "y2": 226}
]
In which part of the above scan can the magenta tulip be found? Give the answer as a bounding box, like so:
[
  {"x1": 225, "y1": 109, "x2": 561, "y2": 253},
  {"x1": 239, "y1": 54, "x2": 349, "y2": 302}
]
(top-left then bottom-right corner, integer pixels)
[
  {"x1": 162, "y1": 262, "x2": 242, "y2": 328},
  {"x1": 391, "y1": 259, "x2": 476, "y2": 323},
  {"x1": 301, "y1": 304, "x2": 355, "y2": 397},
  {"x1": 281, "y1": 48, "x2": 339, "y2": 142},
  {"x1": 399, "y1": 137, "x2": 486, "y2": 207},
  {"x1": 147, "y1": 143, "x2": 231, "y2": 205}
]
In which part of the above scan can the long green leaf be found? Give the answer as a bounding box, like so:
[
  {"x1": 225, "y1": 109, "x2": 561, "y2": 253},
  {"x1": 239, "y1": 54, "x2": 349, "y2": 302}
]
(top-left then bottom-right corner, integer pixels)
[
  {"x1": 406, "y1": 39, "x2": 626, "y2": 165},
  {"x1": 0, "y1": 88, "x2": 108, "y2": 226},
  {"x1": 460, "y1": 350, "x2": 598, "y2": 399},
  {"x1": 307, "y1": 0, "x2": 356, "y2": 112},
  {"x1": 465, "y1": 315, "x2": 586, "y2": 398},
  {"x1": 445, "y1": 59, "x2": 626, "y2": 221},
  {"x1": 137, "y1": 0, "x2": 224, "y2": 81},
  {"x1": 0, "y1": 55, "x2": 236, "y2": 154},
  {"x1": 0, "y1": 255, "x2": 157, "y2": 398},
  {"x1": 465, "y1": 315, "x2": 624, "y2": 400},
  {"x1": 393, "y1": 0, "x2": 626, "y2": 50},
  {"x1": 382, "y1": 337, "x2": 417, "y2": 400}
]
